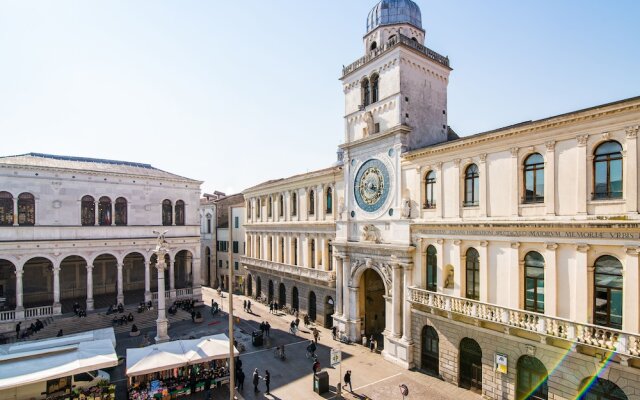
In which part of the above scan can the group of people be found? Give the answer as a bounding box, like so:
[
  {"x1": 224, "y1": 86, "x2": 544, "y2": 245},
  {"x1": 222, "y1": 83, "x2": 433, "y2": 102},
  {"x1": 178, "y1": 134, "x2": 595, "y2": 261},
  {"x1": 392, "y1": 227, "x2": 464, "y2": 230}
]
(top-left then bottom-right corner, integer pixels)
[
  {"x1": 112, "y1": 312, "x2": 135, "y2": 326},
  {"x1": 268, "y1": 301, "x2": 279, "y2": 314},
  {"x1": 242, "y1": 299, "x2": 252, "y2": 312},
  {"x1": 259, "y1": 321, "x2": 271, "y2": 337},
  {"x1": 72, "y1": 302, "x2": 86, "y2": 317},
  {"x1": 190, "y1": 310, "x2": 203, "y2": 322},
  {"x1": 106, "y1": 302, "x2": 125, "y2": 315},
  {"x1": 15, "y1": 319, "x2": 45, "y2": 339},
  {"x1": 137, "y1": 301, "x2": 153, "y2": 313},
  {"x1": 252, "y1": 368, "x2": 271, "y2": 395}
]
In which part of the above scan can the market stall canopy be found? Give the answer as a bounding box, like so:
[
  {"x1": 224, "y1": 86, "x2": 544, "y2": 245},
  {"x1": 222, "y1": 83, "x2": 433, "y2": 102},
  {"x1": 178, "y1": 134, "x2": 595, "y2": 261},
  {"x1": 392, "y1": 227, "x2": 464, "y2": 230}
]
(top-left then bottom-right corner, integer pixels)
[
  {"x1": 126, "y1": 334, "x2": 238, "y2": 377},
  {"x1": 0, "y1": 327, "x2": 116, "y2": 356},
  {"x1": 0, "y1": 339, "x2": 118, "y2": 390}
]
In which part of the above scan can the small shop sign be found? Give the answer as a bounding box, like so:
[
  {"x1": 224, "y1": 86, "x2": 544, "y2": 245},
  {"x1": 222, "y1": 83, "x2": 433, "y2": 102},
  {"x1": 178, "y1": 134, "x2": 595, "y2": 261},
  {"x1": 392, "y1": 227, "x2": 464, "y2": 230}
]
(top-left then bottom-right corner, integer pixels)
[{"x1": 495, "y1": 352, "x2": 508, "y2": 374}]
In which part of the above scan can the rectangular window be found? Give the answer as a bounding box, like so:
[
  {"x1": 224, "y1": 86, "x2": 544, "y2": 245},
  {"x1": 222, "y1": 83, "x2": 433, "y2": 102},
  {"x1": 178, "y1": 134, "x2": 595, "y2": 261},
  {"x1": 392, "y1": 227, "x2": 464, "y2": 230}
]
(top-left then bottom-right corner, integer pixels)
[
  {"x1": 234, "y1": 216, "x2": 239, "y2": 229},
  {"x1": 218, "y1": 260, "x2": 222, "y2": 268},
  {"x1": 233, "y1": 241, "x2": 239, "y2": 253},
  {"x1": 234, "y1": 262, "x2": 239, "y2": 270},
  {"x1": 226, "y1": 260, "x2": 229, "y2": 268}
]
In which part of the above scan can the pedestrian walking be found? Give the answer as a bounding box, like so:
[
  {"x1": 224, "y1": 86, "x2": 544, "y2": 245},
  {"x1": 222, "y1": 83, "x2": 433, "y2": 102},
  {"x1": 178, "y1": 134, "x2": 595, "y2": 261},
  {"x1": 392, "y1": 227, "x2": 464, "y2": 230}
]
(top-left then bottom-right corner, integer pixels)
[
  {"x1": 312, "y1": 359, "x2": 320, "y2": 374},
  {"x1": 265, "y1": 321, "x2": 271, "y2": 337},
  {"x1": 369, "y1": 334, "x2": 375, "y2": 352},
  {"x1": 313, "y1": 327, "x2": 319, "y2": 343},
  {"x1": 236, "y1": 368, "x2": 245, "y2": 391},
  {"x1": 264, "y1": 370, "x2": 271, "y2": 395},
  {"x1": 190, "y1": 310, "x2": 196, "y2": 322},
  {"x1": 269, "y1": 302, "x2": 273, "y2": 314},
  {"x1": 247, "y1": 300, "x2": 252, "y2": 312},
  {"x1": 332, "y1": 326, "x2": 337, "y2": 340},
  {"x1": 15, "y1": 322, "x2": 21, "y2": 339},
  {"x1": 243, "y1": 300, "x2": 247, "y2": 312},
  {"x1": 344, "y1": 370, "x2": 352, "y2": 392},
  {"x1": 252, "y1": 368, "x2": 260, "y2": 392}
]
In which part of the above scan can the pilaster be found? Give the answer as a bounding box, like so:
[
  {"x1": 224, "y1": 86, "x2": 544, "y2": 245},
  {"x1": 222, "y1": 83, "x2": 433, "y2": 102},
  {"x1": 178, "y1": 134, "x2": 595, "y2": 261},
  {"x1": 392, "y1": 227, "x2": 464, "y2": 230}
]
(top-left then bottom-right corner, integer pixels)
[
  {"x1": 544, "y1": 243, "x2": 558, "y2": 316},
  {"x1": 576, "y1": 135, "x2": 589, "y2": 216},
  {"x1": 625, "y1": 126, "x2": 638, "y2": 214},
  {"x1": 479, "y1": 241, "x2": 489, "y2": 303},
  {"x1": 392, "y1": 263, "x2": 403, "y2": 338},
  {"x1": 545, "y1": 140, "x2": 556, "y2": 216},
  {"x1": 624, "y1": 246, "x2": 639, "y2": 333},
  {"x1": 574, "y1": 244, "x2": 590, "y2": 323},
  {"x1": 479, "y1": 154, "x2": 488, "y2": 217},
  {"x1": 510, "y1": 148, "x2": 519, "y2": 217}
]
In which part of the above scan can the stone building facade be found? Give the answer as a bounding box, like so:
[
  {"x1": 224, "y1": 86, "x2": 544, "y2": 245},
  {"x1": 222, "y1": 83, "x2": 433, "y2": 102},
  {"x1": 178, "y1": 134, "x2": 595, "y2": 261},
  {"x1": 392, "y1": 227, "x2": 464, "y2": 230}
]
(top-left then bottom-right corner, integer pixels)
[
  {"x1": 239, "y1": 1, "x2": 640, "y2": 399},
  {"x1": 0, "y1": 153, "x2": 202, "y2": 329}
]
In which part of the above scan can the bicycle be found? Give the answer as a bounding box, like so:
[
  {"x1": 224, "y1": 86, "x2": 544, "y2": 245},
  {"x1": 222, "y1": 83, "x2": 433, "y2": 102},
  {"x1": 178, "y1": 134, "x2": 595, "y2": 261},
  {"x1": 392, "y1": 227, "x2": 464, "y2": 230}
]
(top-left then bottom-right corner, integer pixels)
[{"x1": 273, "y1": 346, "x2": 286, "y2": 360}]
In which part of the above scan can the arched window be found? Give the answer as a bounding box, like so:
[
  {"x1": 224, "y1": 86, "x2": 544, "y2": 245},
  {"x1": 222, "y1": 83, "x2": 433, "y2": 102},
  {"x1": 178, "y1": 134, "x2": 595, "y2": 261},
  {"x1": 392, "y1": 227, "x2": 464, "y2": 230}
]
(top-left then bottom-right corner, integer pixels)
[
  {"x1": 81, "y1": 195, "x2": 95, "y2": 226},
  {"x1": 524, "y1": 251, "x2": 545, "y2": 313},
  {"x1": 370, "y1": 41, "x2": 377, "y2": 51},
  {"x1": 175, "y1": 200, "x2": 185, "y2": 225},
  {"x1": 309, "y1": 190, "x2": 315, "y2": 215},
  {"x1": 115, "y1": 197, "x2": 127, "y2": 226},
  {"x1": 17, "y1": 193, "x2": 35, "y2": 226},
  {"x1": 267, "y1": 196, "x2": 273, "y2": 218},
  {"x1": 0, "y1": 192, "x2": 14, "y2": 225},
  {"x1": 464, "y1": 164, "x2": 479, "y2": 207},
  {"x1": 424, "y1": 171, "x2": 436, "y2": 209},
  {"x1": 388, "y1": 34, "x2": 397, "y2": 43},
  {"x1": 162, "y1": 199, "x2": 172, "y2": 226},
  {"x1": 593, "y1": 141, "x2": 623, "y2": 199},
  {"x1": 517, "y1": 356, "x2": 548, "y2": 400},
  {"x1": 206, "y1": 215, "x2": 212, "y2": 234},
  {"x1": 279, "y1": 195, "x2": 284, "y2": 217},
  {"x1": 594, "y1": 255, "x2": 623, "y2": 329},
  {"x1": 326, "y1": 187, "x2": 333, "y2": 214},
  {"x1": 426, "y1": 245, "x2": 437, "y2": 292},
  {"x1": 370, "y1": 74, "x2": 379, "y2": 103},
  {"x1": 524, "y1": 153, "x2": 544, "y2": 203},
  {"x1": 98, "y1": 196, "x2": 111, "y2": 226},
  {"x1": 361, "y1": 78, "x2": 370, "y2": 107},
  {"x1": 579, "y1": 377, "x2": 628, "y2": 400},
  {"x1": 465, "y1": 248, "x2": 480, "y2": 300},
  {"x1": 421, "y1": 326, "x2": 439, "y2": 375},
  {"x1": 291, "y1": 192, "x2": 297, "y2": 216}
]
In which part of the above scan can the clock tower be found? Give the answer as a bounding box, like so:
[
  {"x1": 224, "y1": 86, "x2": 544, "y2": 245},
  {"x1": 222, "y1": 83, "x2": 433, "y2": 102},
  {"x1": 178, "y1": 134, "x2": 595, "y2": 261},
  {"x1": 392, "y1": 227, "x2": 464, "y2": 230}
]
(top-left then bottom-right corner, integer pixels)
[{"x1": 333, "y1": 0, "x2": 451, "y2": 368}]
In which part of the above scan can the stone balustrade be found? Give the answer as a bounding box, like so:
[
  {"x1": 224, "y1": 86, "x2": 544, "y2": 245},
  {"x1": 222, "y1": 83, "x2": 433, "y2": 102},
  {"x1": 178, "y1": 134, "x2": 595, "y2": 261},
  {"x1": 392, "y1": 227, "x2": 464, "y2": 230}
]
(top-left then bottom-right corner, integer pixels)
[
  {"x1": 24, "y1": 305, "x2": 53, "y2": 319},
  {"x1": 240, "y1": 256, "x2": 336, "y2": 287},
  {"x1": 0, "y1": 310, "x2": 16, "y2": 322},
  {"x1": 409, "y1": 286, "x2": 640, "y2": 358}
]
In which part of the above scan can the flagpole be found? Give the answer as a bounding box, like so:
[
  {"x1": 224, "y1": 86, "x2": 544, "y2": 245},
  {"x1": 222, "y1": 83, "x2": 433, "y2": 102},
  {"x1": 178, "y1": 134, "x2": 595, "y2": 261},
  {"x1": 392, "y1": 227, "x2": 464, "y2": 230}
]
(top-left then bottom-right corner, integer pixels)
[{"x1": 228, "y1": 206, "x2": 235, "y2": 400}]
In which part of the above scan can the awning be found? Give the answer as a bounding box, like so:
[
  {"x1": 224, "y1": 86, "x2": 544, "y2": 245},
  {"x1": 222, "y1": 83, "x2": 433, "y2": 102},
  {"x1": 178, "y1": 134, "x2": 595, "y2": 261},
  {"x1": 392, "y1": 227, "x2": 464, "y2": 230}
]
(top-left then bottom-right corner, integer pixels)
[
  {"x1": 126, "y1": 334, "x2": 238, "y2": 377},
  {"x1": 0, "y1": 339, "x2": 118, "y2": 390}
]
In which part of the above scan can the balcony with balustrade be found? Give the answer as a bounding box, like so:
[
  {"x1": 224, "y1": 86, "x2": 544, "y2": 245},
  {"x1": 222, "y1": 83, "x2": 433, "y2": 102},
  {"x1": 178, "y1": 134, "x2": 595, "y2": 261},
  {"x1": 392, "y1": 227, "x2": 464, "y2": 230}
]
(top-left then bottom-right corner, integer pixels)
[
  {"x1": 240, "y1": 256, "x2": 336, "y2": 288},
  {"x1": 408, "y1": 287, "x2": 640, "y2": 363}
]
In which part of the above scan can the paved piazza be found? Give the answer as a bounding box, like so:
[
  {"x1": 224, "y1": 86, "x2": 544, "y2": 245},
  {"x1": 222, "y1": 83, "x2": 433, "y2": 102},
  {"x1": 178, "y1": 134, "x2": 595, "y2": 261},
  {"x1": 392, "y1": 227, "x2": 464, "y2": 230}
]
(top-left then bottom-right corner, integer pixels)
[{"x1": 106, "y1": 287, "x2": 481, "y2": 399}]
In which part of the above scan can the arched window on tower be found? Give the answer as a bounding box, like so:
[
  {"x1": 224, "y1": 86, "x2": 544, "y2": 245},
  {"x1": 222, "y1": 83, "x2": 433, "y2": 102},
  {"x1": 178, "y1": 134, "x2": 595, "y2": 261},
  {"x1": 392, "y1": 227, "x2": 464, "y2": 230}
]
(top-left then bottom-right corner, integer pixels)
[
  {"x1": 370, "y1": 41, "x2": 377, "y2": 51},
  {"x1": 17, "y1": 193, "x2": 35, "y2": 226},
  {"x1": 162, "y1": 199, "x2": 172, "y2": 226},
  {"x1": 115, "y1": 197, "x2": 127, "y2": 226},
  {"x1": 0, "y1": 192, "x2": 14, "y2": 226},
  {"x1": 325, "y1": 187, "x2": 333, "y2": 214},
  {"x1": 361, "y1": 78, "x2": 370, "y2": 107},
  {"x1": 81, "y1": 195, "x2": 95, "y2": 226},
  {"x1": 464, "y1": 164, "x2": 479, "y2": 207},
  {"x1": 98, "y1": 196, "x2": 111, "y2": 226},
  {"x1": 370, "y1": 73, "x2": 379, "y2": 103},
  {"x1": 593, "y1": 141, "x2": 623, "y2": 199},
  {"x1": 424, "y1": 171, "x2": 436, "y2": 209},
  {"x1": 523, "y1": 153, "x2": 544, "y2": 203},
  {"x1": 206, "y1": 214, "x2": 212, "y2": 234},
  {"x1": 175, "y1": 200, "x2": 185, "y2": 226}
]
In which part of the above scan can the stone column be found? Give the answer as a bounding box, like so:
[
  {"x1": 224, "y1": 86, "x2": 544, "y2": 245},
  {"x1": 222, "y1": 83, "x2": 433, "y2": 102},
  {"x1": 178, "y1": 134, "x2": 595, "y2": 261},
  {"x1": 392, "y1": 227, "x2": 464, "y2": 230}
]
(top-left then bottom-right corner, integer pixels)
[
  {"x1": 574, "y1": 244, "x2": 590, "y2": 323},
  {"x1": 392, "y1": 263, "x2": 402, "y2": 338},
  {"x1": 144, "y1": 260, "x2": 151, "y2": 302},
  {"x1": 319, "y1": 184, "x2": 325, "y2": 220},
  {"x1": 544, "y1": 243, "x2": 558, "y2": 316},
  {"x1": 169, "y1": 258, "x2": 176, "y2": 298},
  {"x1": 510, "y1": 148, "x2": 519, "y2": 217},
  {"x1": 155, "y1": 251, "x2": 170, "y2": 343},
  {"x1": 479, "y1": 241, "x2": 489, "y2": 303},
  {"x1": 576, "y1": 135, "x2": 589, "y2": 216},
  {"x1": 335, "y1": 256, "x2": 343, "y2": 317},
  {"x1": 94, "y1": 201, "x2": 99, "y2": 225},
  {"x1": 192, "y1": 257, "x2": 202, "y2": 297},
  {"x1": 343, "y1": 256, "x2": 351, "y2": 324},
  {"x1": 453, "y1": 240, "x2": 462, "y2": 297},
  {"x1": 116, "y1": 262, "x2": 124, "y2": 305},
  {"x1": 86, "y1": 264, "x2": 94, "y2": 311},
  {"x1": 625, "y1": 126, "x2": 639, "y2": 214},
  {"x1": 624, "y1": 247, "x2": 639, "y2": 332},
  {"x1": 15, "y1": 267, "x2": 24, "y2": 312},
  {"x1": 435, "y1": 239, "x2": 445, "y2": 291},
  {"x1": 479, "y1": 153, "x2": 488, "y2": 217},
  {"x1": 322, "y1": 238, "x2": 329, "y2": 270},
  {"x1": 298, "y1": 236, "x2": 304, "y2": 267},
  {"x1": 545, "y1": 141, "x2": 557, "y2": 216},
  {"x1": 348, "y1": 286, "x2": 361, "y2": 341},
  {"x1": 402, "y1": 263, "x2": 413, "y2": 343},
  {"x1": 53, "y1": 264, "x2": 61, "y2": 315},
  {"x1": 12, "y1": 197, "x2": 18, "y2": 226},
  {"x1": 453, "y1": 159, "x2": 461, "y2": 219}
]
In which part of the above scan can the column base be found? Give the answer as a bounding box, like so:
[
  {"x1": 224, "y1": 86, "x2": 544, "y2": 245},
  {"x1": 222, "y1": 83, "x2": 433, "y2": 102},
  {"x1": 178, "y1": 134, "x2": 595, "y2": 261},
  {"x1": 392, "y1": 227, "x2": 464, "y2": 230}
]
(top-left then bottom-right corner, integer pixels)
[
  {"x1": 192, "y1": 286, "x2": 202, "y2": 300},
  {"x1": 86, "y1": 298, "x2": 94, "y2": 311},
  {"x1": 53, "y1": 303, "x2": 62, "y2": 315},
  {"x1": 155, "y1": 318, "x2": 170, "y2": 343},
  {"x1": 382, "y1": 335, "x2": 414, "y2": 369},
  {"x1": 117, "y1": 294, "x2": 124, "y2": 305},
  {"x1": 144, "y1": 291, "x2": 152, "y2": 302},
  {"x1": 169, "y1": 290, "x2": 176, "y2": 299},
  {"x1": 14, "y1": 308, "x2": 25, "y2": 321}
]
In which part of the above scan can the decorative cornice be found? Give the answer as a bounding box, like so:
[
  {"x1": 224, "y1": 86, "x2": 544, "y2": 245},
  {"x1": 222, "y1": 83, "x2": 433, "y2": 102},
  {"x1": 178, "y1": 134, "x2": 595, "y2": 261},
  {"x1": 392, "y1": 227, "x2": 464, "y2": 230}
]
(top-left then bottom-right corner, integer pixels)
[
  {"x1": 545, "y1": 140, "x2": 556, "y2": 151},
  {"x1": 576, "y1": 134, "x2": 589, "y2": 147},
  {"x1": 626, "y1": 125, "x2": 639, "y2": 139}
]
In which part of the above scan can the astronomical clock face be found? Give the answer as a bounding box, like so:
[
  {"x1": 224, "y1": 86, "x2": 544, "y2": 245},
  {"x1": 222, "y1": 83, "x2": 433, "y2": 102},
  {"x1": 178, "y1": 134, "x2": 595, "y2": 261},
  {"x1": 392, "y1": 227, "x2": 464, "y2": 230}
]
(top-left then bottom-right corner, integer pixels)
[{"x1": 354, "y1": 159, "x2": 390, "y2": 212}]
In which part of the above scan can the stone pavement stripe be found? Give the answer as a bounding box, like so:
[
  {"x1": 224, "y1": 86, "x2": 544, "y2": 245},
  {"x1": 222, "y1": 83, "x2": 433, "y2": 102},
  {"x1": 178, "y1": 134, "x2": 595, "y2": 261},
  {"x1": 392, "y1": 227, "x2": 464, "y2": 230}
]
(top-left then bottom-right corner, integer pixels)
[
  {"x1": 239, "y1": 337, "x2": 308, "y2": 357},
  {"x1": 324, "y1": 372, "x2": 403, "y2": 400}
]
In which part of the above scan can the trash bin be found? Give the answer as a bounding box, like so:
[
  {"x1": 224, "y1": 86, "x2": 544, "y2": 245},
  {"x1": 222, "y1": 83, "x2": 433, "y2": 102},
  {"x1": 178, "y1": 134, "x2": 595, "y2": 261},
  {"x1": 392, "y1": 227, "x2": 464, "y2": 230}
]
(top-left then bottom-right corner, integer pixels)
[
  {"x1": 251, "y1": 331, "x2": 263, "y2": 347},
  {"x1": 313, "y1": 371, "x2": 329, "y2": 394}
]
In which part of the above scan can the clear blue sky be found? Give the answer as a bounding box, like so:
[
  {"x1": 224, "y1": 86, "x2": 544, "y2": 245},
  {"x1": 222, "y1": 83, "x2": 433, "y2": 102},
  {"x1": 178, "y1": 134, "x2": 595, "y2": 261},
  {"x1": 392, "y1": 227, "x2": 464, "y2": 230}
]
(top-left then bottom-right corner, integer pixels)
[{"x1": 1, "y1": 1, "x2": 638, "y2": 195}]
